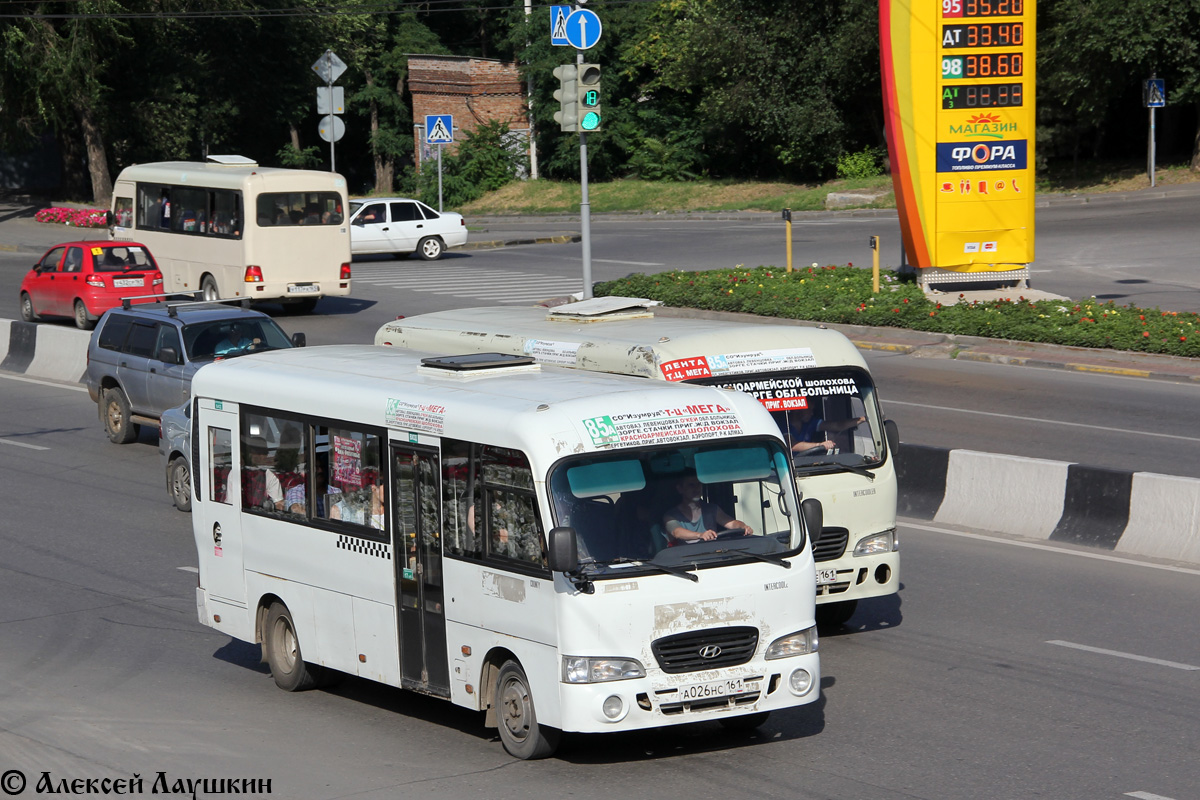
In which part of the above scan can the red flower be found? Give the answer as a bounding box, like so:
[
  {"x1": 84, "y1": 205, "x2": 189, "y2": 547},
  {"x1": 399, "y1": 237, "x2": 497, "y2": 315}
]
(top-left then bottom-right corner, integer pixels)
[{"x1": 902, "y1": 298, "x2": 909, "y2": 304}]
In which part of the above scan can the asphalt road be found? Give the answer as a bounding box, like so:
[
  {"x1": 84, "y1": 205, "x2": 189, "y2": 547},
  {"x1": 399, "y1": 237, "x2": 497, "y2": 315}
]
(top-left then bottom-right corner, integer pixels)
[{"x1": 1, "y1": 374, "x2": 1198, "y2": 799}]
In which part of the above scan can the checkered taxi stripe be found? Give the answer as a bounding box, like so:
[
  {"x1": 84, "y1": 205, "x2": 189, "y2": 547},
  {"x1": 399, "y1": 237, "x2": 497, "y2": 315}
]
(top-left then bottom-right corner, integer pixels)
[{"x1": 336, "y1": 535, "x2": 392, "y2": 560}]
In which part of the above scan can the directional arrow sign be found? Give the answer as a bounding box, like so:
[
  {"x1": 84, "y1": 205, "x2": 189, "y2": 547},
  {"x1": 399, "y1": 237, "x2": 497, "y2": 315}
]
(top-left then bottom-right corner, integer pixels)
[
  {"x1": 550, "y1": 5, "x2": 570, "y2": 46},
  {"x1": 564, "y1": 9, "x2": 602, "y2": 51},
  {"x1": 425, "y1": 114, "x2": 454, "y2": 144}
]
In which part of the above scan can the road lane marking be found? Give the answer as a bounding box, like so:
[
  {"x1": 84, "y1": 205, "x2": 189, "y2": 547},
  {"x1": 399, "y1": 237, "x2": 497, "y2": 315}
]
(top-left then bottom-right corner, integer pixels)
[
  {"x1": 1047, "y1": 641, "x2": 1200, "y2": 671},
  {"x1": 0, "y1": 373, "x2": 89, "y2": 392},
  {"x1": 884, "y1": 399, "x2": 1200, "y2": 445},
  {"x1": 0, "y1": 437, "x2": 49, "y2": 451},
  {"x1": 901, "y1": 521, "x2": 1200, "y2": 578},
  {"x1": 593, "y1": 259, "x2": 665, "y2": 267},
  {"x1": 1126, "y1": 792, "x2": 1179, "y2": 800},
  {"x1": 177, "y1": 566, "x2": 198, "y2": 574}
]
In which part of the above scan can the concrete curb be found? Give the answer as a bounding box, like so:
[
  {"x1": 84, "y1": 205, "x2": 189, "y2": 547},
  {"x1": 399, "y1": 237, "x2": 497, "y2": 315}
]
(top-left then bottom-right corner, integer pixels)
[
  {"x1": 460, "y1": 233, "x2": 581, "y2": 251},
  {"x1": 0, "y1": 320, "x2": 90, "y2": 383},
  {"x1": 897, "y1": 443, "x2": 1200, "y2": 564}
]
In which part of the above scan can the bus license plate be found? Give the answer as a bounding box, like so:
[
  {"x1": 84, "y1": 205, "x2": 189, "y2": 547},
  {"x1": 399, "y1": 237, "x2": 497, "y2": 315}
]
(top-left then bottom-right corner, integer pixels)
[
  {"x1": 113, "y1": 278, "x2": 143, "y2": 288},
  {"x1": 678, "y1": 678, "x2": 752, "y2": 701},
  {"x1": 288, "y1": 284, "x2": 319, "y2": 294},
  {"x1": 816, "y1": 568, "x2": 839, "y2": 585}
]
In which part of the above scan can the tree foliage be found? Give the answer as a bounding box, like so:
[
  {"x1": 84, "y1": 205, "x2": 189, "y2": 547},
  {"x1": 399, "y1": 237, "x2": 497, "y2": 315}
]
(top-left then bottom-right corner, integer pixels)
[{"x1": 0, "y1": 0, "x2": 1196, "y2": 202}]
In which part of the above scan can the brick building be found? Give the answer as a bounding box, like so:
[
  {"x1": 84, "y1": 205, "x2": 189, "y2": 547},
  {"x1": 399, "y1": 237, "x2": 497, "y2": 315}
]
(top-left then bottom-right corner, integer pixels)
[{"x1": 407, "y1": 55, "x2": 529, "y2": 172}]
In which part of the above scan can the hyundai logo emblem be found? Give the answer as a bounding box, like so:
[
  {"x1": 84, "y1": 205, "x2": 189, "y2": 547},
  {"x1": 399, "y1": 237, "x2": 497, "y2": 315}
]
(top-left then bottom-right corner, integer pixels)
[{"x1": 699, "y1": 644, "x2": 722, "y2": 659}]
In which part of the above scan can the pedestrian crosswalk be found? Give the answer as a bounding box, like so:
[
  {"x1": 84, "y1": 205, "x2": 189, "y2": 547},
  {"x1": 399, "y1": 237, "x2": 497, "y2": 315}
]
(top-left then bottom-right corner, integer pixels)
[{"x1": 351, "y1": 263, "x2": 582, "y2": 303}]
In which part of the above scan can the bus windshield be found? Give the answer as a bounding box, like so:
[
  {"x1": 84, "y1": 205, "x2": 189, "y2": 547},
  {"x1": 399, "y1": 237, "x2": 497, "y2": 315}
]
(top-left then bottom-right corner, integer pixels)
[
  {"x1": 548, "y1": 438, "x2": 800, "y2": 577},
  {"x1": 693, "y1": 366, "x2": 885, "y2": 472}
]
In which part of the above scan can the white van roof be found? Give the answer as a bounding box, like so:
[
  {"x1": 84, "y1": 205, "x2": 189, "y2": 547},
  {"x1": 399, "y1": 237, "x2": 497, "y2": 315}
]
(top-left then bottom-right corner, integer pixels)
[
  {"x1": 375, "y1": 303, "x2": 869, "y2": 379},
  {"x1": 191, "y1": 346, "x2": 782, "y2": 458}
]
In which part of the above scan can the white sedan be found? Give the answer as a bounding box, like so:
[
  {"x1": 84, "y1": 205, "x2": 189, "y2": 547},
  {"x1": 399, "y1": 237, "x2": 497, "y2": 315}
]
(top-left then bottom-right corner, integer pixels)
[{"x1": 348, "y1": 197, "x2": 468, "y2": 260}]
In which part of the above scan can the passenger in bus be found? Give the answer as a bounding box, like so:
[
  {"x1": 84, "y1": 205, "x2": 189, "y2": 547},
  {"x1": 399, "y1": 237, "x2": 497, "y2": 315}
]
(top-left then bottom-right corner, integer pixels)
[
  {"x1": 303, "y1": 204, "x2": 321, "y2": 225},
  {"x1": 662, "y1": 473, "x2": 753, "y2": 544},
  {"x1": 786, "y1": 406, "x2": 866, "y2": 455},
  {"x1": 273, "y1": 207, "x2": 292, "y2": 226},
  {"x1": 330, "y1": 481, "x2": 385, "y2": 529},
  {"x1": 242, "y1": 437, "x2": 284, "y2": 512},
  {"x1": 285, "y1": 458, "x2": 329, "y2": 516}
]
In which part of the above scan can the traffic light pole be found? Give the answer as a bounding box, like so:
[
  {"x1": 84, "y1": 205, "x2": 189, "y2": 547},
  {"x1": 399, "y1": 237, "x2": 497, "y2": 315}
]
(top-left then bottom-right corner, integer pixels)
[{"x1": 580, "y1": 131, "x2": 592, "y2": 299}]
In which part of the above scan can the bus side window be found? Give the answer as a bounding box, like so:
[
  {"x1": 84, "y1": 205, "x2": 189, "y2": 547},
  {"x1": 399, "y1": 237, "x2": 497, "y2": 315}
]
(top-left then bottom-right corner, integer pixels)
[
  {"x1": 441, "y1": 439, "x2": 480, "y2": 559},
  {"x1": 209, "y1": 427, "x2": 232, "y2": 504}
]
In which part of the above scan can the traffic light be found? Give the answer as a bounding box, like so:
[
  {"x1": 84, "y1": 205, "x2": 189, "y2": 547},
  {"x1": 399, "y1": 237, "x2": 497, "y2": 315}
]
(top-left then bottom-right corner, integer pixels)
[
  {"x1": 553, "y1": 64, "x2": 579, "y2": 132},
  {"x1": 577, "y1": 63, "x2": 602, "y2": 131}
]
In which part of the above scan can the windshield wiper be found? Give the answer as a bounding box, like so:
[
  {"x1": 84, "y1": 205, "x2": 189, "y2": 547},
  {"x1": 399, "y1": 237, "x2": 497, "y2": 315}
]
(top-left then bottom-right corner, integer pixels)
[
  {"x1": 716, "y1": 547, "x2": 791, "y2": 568},
  {"x1": 586, "y1": 557, "x2": 700, "y2": 582},
  {"x1": 802, "y1": 461, "x2": 876, "y2": 481}
]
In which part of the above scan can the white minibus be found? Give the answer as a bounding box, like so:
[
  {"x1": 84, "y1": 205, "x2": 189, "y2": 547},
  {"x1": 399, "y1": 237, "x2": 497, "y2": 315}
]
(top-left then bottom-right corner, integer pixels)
[
  {"x1": 190, "y1": 347, "x2": 823, "y2": 759},
  {"x1": 376, "y1": 301, "x2": 899, "y2": 627},
  {"x1": 109, "y1": 156, "x2": 352, "y2": 312}
]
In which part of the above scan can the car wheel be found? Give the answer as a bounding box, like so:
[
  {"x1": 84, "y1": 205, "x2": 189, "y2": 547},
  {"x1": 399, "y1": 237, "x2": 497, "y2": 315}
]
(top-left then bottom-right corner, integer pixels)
[
  {"x1": 168, "y1": 457, "x2": 192, "y2": 512},
  {"x1": 19, "y1": 292, "x2": 38, "y2": 322},
  {"x1": 494, "y1": 659, "x2": 560, "y2": 759},
  {"x1": 200, "y1": 275, "x2": 219, "y2": 302},
  {"x1": 74, "y1": 299, "x2": 94, "y2": 330},
  {"x1": 102, "y1": 387, "x2": 139, "y2": 444},
  {"x1": 416, "y1": 236, "x2": 444, "y2": 261},
  {"x1": 816, "y1": 598, "x2": 858, "y2": 630},
  {"x1": 264, "y1": 602, "x2": 319, "y2": 692}
]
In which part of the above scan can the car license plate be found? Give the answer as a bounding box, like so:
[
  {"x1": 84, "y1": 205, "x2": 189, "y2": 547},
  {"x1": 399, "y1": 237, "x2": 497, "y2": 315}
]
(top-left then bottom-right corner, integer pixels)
[
  {"x1": 288, "y1": 284, "x2": 319, "y2": 294},
  {"x1": 678, "y1": 678, "x2": 754, "y2": 701},
  {"x1": 113, "y1": 278, "x2": 143, "y2": 288},
  {"x1": 816, "y1": 568, "x2": 839, "y2": 585}
]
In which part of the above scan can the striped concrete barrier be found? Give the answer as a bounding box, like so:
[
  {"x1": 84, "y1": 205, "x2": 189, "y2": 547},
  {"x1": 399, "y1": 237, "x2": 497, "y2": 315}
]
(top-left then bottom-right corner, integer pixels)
[
  {"x1": 0, "y1": 320, "x2": 91, "y2": 383},
  {"x1": 897, "y1": 443, "x2": 1200, "y2": 565}
]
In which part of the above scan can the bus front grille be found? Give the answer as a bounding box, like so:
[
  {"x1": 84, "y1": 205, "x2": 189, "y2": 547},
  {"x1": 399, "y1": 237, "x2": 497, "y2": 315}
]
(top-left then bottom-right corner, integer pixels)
[
  {"x1": 812, "y1": 528, "x2": 849, "y2": 562},
  {"x1": 651, "y1": 626, "x2": 759, "y2": 674}
]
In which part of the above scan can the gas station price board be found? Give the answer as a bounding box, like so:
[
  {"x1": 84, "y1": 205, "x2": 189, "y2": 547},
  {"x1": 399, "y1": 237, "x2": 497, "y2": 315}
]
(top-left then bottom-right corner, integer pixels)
[{"x1": 881, "y1": 0, "x2": 1036, "y2": 273}]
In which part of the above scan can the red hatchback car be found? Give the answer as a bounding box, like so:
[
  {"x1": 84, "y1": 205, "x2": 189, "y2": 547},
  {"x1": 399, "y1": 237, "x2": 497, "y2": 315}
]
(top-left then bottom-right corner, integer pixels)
[{"x1": 19, "y1": 241, "x2": 164, "y2": 329}]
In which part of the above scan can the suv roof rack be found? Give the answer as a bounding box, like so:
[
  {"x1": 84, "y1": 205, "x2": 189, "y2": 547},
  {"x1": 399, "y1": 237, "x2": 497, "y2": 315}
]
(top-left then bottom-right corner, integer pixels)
[
  {"x1": 163, "y1": 295, "x2": 252, "y2": 317},
  {"x1": 120, "y1": 292, "x2": 174, "y2": 310},
  {"x1": 420, "y1": 353, "x2": 535, "y2": 371}
]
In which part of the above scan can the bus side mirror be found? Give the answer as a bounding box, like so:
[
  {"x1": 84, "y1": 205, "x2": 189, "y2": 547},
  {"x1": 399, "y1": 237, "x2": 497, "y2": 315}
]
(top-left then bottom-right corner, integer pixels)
[
  {"x1": 547, "y1": 526, "x2": 579, "y2": 573},
  {"x1": 884, "y1": 419, "x2": 899, "y2": 454},
  {"x1": 801, "y1": 498, "x2": 823, "y2": 543},
  {"x1": 291, "y1": 332, "x2": 306, "y2": 348}
]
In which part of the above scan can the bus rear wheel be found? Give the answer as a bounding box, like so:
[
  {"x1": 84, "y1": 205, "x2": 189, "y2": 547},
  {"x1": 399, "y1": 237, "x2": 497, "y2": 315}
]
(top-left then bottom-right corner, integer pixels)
[
  {"x1": 264, "y1": 602, "x2": 318, "y2": 692},
  {"x1": 200, "y1": 275, "x2": 220, "y2": 302},
  {"x1": 495, "y1": 660, "x2": 560, "y2": 759}
]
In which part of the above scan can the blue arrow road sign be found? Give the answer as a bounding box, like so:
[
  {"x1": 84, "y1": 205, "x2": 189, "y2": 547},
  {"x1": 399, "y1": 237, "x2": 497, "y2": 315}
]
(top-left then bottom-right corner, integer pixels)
[
  {"x1": 564, "y1": 9, "x2": 602, "y2": 50},
  {"x1": 425, "y1": 114, "x2": 453, "y2": 144},
  {"x1": 551, "y1": 6, "x2": 570, "y2": 46}
]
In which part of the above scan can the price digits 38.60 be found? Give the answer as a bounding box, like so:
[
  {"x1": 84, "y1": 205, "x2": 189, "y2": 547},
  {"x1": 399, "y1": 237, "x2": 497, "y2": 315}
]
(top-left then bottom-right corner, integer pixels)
[{"x1": 942, "y1": 53, "x2": 1024, "y2": 79}]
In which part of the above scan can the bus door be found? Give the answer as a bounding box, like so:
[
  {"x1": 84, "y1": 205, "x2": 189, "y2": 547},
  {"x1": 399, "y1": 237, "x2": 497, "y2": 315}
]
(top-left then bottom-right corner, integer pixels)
[
  {"x1": 195, "y1": 400, "x2": 246, "y2": 604},
  {"x1": 391, "y1": 444, "x2": 450, "y2": 697}
]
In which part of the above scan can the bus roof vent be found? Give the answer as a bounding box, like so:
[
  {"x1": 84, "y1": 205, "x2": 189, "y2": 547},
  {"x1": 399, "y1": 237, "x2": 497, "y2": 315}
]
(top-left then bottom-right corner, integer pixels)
[
  {"x1": 205, "y1": 155, "x2": 258, "y2": 166},
  {"x1": 420, "y1": 352, "x2": 536, "y2": 372},
  {"x1": 545, "y1": 296, "x2": 659, "y2": 323}
]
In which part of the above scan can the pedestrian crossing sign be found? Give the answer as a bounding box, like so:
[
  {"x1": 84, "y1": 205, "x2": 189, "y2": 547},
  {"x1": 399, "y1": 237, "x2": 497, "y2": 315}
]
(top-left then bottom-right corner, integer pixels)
[
  {"x1": 425, "y1": 115, "x2": 454, "y2": 144},
  {"x1": 1143, "y1": 79, "x2": 1166, "y2": 108}
]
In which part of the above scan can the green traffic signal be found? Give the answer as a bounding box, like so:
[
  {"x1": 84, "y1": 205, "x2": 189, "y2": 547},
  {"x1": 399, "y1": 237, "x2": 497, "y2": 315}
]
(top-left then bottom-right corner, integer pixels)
[
  {"x1": 576, "y1": 63, "x2": 601, "y2": 132},
  {"x1": 580, "y1": 111, "x2": 601, "y2": 131}
]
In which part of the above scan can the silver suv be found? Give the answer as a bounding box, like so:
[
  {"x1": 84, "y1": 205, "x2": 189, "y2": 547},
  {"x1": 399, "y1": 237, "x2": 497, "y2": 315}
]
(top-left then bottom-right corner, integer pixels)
[{"x1": 86, "y1": 299, "x2": 304, "y2": 444}]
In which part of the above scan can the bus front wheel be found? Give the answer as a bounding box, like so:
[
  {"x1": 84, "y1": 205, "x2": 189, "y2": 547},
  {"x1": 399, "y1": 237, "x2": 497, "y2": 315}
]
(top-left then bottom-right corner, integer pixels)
[
  {"x1": 200, "y1": 275, "x2": 219, "y2": 302},
  {"x1": 264, "y1": 602, "x2": 318, "y2": 692},
  {"x1": 495, "y1": 660, "x2": 560, "y2": 759}
]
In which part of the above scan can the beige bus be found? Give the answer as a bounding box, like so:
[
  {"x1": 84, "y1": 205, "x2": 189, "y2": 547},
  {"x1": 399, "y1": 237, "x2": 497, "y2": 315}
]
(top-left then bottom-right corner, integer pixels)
[
  {"x1": 109, "y1": 156, "x2": 352, "y2": 313},
  {"x1": 376, "y1": 300, "x2": 901, "y2": 628}
]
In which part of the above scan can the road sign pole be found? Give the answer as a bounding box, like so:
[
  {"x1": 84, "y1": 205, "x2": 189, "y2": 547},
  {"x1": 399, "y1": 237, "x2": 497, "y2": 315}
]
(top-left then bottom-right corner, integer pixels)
[
  {"x1": 438, "y1": 144, "x2": 444, "y2": 212},
  {"x1": 580, "y1": 131, "x2": 592, "y2": 299},
  {"x1": 329, "y1": 72, "x2": 336, "y2": 173}
]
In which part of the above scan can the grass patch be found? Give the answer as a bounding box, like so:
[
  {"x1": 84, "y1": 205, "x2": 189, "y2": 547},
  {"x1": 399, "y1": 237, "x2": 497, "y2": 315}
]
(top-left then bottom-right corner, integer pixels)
[{"x1": 460, "y1": 160, "x2": 1198, "y2": 216}]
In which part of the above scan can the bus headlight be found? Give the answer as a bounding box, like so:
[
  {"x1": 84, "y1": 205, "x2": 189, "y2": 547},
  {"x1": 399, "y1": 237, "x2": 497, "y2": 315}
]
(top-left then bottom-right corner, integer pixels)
[
  {"x1": 766, "y1": 627, "x2": 818, "y2": 660},
  {"x1": 854, "y1": 530, "x2": 896, "y2": 556},
  {"x1": 562, "y1": 656, "x2": 646, "y2": 683}
]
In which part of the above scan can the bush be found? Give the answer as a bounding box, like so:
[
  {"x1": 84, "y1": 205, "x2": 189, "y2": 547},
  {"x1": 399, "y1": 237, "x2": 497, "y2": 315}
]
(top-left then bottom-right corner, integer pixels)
[
  {"x1": 415, "y1": 120, "x2": 528, "y2": 208},
  {"x1": 836, "y1": 148, "x2": 883, "y2": 180},
  {"x1": 35, "y1": 207, "x2": 108, "y2": 227},
  {"x1": 594, "y1": 265, "x2": 1200, "y2": 357}
]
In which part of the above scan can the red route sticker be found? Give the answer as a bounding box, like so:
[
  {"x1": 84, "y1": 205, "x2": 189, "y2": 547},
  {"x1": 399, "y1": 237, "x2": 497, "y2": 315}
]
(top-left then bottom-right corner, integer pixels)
[
  {"x1": 660, "y1": 357, "x2": 712, "y2": 381},
  {"x1": 759, "y1": 396, "x2": 809, "y2": 411}
]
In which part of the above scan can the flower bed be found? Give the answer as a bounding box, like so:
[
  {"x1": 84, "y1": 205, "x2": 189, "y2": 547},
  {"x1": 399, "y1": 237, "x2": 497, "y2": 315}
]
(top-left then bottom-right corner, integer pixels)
[
  {"x1": 595, "y1": 264, "x2": 1199, "y2": 358},
  {"x1": 35, "y1": 207, "x2": 109, "y2": 228}
]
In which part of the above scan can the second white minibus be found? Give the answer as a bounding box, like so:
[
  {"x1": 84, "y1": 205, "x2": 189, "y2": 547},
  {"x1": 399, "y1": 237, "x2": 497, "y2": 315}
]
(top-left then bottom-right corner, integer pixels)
[
  {"x1": 110, "y1": 156, "x2": 352, "y2": 312},
  {"x1": 376, "y1": 300, "x2": 900, "y2": 627},
  {"x1": 190, "y1": 346, "x2": 823, "y2": 759}
]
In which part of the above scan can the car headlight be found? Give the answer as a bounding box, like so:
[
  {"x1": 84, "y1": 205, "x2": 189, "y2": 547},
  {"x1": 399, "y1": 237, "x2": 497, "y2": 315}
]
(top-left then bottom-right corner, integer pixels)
[
  {"x1": 562, "y1": 656, "x2": 646, "y2": 683},
  {"x1": 766, "y1": 627, "x2": 818, "y2": 660},
  {"x1": 854, "y1": 530, "x2": 896, "y2": 556}
]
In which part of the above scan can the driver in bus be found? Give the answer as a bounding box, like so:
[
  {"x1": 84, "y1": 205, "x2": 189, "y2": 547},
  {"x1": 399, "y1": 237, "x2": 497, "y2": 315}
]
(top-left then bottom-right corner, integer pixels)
[{"x1": 662, "y1": 473, "x2": 753, "y2": 544}]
